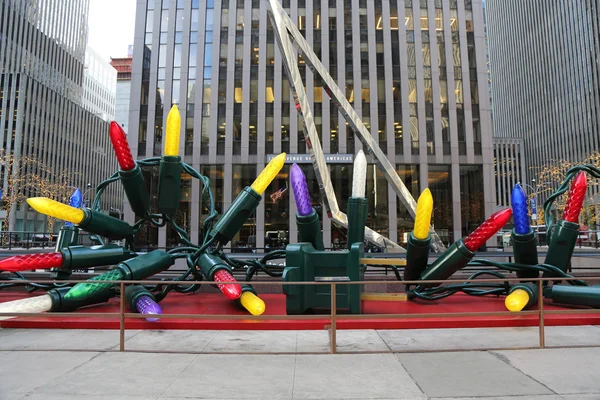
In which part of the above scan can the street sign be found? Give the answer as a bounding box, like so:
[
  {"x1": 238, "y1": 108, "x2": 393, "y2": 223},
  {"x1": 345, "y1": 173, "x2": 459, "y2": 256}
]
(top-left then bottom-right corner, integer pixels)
[{"x1": 531, "y1": 198, "x2": 537, "y2": 214}]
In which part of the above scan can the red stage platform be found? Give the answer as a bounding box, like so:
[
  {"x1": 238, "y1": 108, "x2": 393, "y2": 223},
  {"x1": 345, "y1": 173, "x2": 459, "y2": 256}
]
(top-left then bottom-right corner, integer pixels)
[{"x1": 1, "y1": 291, "x2": 599, "y2": 330}]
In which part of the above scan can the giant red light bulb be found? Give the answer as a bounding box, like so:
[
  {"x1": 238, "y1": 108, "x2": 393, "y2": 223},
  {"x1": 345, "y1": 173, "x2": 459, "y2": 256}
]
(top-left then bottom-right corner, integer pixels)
[
  {"x1": 464, "y1": 208, "x2": 513, "y2": 252},
  {"x1": 213, "y1": 269, "x2": 242, "y2": 300},
  {"x1": 109, "y1": 121, "x2": 136, "y2": 171},
  {"x1": 0, "y1": 252, "x2": 63, "y2": 272},
  {"x1": 562, "y1": 171, "x2": 587, "y2": 223}
]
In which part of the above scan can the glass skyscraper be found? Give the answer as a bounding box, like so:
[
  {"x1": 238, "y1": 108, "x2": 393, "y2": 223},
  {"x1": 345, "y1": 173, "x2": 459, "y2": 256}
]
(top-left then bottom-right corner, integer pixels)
[
  {"x1": 0, "y1": 0, "x2": 121, "y2": 231},
  {"x1": 129, "y1": 0, "x2": 495, "y2": 250},
  {"x1": 487, "y1": 0, "x2": 600, "y2": 204}
]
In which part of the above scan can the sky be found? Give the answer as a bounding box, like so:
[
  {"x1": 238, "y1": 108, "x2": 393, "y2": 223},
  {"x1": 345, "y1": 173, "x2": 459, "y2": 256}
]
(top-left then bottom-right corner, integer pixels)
[{"x1": 87, "y1": 0, "x2": 137, "y2": 62}]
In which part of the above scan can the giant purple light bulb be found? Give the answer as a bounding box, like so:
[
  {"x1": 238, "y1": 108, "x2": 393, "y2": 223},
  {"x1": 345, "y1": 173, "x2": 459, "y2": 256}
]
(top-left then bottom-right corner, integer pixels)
[
  {"x1": 290, "y1": 163, "x2": 313, "y2": 216},
  {"x1": 135, "y1": 295, "x2": 162, "y2": 322}
]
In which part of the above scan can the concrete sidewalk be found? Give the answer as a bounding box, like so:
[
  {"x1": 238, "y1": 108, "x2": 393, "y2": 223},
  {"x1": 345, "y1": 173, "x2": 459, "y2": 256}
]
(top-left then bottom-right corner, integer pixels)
[{"x1": 1, "y1": 326, "x2": 599, "y2": 399}]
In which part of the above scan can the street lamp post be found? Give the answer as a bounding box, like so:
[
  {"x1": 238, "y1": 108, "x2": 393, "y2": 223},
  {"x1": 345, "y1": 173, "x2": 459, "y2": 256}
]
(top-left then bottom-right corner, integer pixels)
[{"x1": 520, "y1": 181, "x2": 538, "y2": 225}]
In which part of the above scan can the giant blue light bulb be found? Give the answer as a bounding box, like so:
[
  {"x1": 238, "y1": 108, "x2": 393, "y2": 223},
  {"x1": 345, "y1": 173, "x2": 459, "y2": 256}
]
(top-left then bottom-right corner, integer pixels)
[
  {"x1": 65, "y1": 188, "x2": 83, "y2": 226},
  {"x1": 511, "y1": 183, "x2": 530, "y2": 234}
]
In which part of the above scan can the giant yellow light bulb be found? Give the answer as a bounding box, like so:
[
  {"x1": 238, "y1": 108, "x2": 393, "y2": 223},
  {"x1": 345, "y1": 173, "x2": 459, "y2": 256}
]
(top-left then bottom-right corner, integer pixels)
[
  {"x1": 505, "y1": 289, "x2": 530, "y2": 312},
  {"x1": 413, "y1": 188, "x2": 433, "y2": 240},
  {"x1": 251, "y1": 153, "x2": 286, "y2": 195},
  {"x1": 27, "y1": 198, "x2": 85, "y2": 224},
  {"x1": 164, "y1": 104, "x2": 181, "y2": 156},
  {"x1": 240, "y1": 291, "x2": 266, "y2": 316}
]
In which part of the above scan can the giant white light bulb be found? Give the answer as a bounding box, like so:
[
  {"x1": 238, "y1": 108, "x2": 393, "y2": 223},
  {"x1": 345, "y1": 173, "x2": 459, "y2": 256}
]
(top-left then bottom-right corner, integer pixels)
[
  {"x1": 0, "y1": 295, "x2": 53, "y2": 321},
  {"x1": 352, "y1": 149, "x2": 367, "y2": 198}
]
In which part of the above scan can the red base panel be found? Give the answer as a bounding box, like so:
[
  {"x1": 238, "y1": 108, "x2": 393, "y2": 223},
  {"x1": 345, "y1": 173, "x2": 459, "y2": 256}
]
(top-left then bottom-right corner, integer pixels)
[{"x1": 1, "y1": 292, "x2": 599, "y2": 330}]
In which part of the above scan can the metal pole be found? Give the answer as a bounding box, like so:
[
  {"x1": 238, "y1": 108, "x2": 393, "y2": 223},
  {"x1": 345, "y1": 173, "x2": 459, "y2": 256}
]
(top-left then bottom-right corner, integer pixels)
[
  {"x1": 330, "y1": 283, "x2": 337, "y2": 354},
  {"x1": 537, "y1": 280, "x2": 545, "y2": 348},
  {"x1": 120, "y1": 282, "x2": 125, "y2": 352}
]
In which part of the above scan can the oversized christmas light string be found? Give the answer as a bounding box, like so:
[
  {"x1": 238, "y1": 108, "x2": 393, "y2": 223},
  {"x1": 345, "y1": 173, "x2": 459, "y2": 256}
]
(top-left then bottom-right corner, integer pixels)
[
  {"x1": 1, "y1": 120, "x2": 599, "y2": 313},
  {"x1": 0, "y1": 106, "x2": 287, "y2": 317}
]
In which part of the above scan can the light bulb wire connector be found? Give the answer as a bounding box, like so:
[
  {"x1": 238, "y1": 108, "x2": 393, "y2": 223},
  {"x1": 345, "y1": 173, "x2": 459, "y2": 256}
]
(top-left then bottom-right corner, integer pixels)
[
  {"x1": 417, "y1": 239, "x2": 475, "y2": 288},
  {"x1": 404, "y1": 232, "x2": 431, "y2": 284},
  {"x1": 208, "y1": 186, "x2": 262, "y2": 246},
  {"x1": 119, "y1": 163, "x2": 151, "y2": 218},
  {"x1": 157, "y1": 155, "x2": 183, "y2": 216},
  {"x1": 346, "y1": 197, "x2": 368, "y2": 249},
  {"x1": 511, "y1": 229, "x2": 540, "y2": 279},
  {"x1": 296, "y1": 208, "x2": 325, "y2": 250}
]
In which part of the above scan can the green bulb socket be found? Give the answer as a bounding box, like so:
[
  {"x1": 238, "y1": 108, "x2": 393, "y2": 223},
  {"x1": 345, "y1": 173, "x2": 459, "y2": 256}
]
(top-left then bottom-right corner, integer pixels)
[
  {"x1": 157, "y1": 155, "x2": 182, "y2": 216},
  {"x1": 404, "y1": 232, "x2": 431, "y2": 283},
  {"x1": 347, "y1": 197, "x2": 368, "y2": 249},
  {"x1": 115, "y1": 250, "x2": 174, "y2": 280},
  {"x1": 48, "y1": 286, "x2": 114, "y2": 312},
  {"x1": 543, "y1": 284, "x2": 600, "y2": 308},
  {"x1": 512, "y1": 229, "x2": 540, "y2": 279},
  {"x1": 80, "y1": 209, "x2": 134, "y2": 240},
  {"x1": 418, "y1": 239, "x2": 474, "y2": 288},
  {"x1": 55, "y1": 225, "x2": 79, "y2": 251},
  {"x1": 297, "y1": 208, "x2": 325, "y2": 250},
  {"x1": 509, "y1": 283, "x2": 538, "y2": 308},
  {"x1": 52, "y1": 225, "x2": 80, "y2": 280},
  {"x1": 119, "y1": 163, "x2": 150, "y2": 218},
  {"x1": 208, "y1": 186, "x2": 261, "y2": 246},
  {"x1": 60, "y1": 244, "x2": 136, "y2": 270},
  {"x1": 196, "y1": 253, "x2": 232, "y2": 280},
  {"x1": 125, "y1": 285, "x2": 156, "y2": 312},
  {"x1": 543, "y1": 219, "x2": 580, "y2": 276}
]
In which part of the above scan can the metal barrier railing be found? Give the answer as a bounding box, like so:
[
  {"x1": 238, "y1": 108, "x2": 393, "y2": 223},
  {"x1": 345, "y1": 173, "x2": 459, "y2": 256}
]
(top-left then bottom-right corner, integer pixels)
[{"x1": 1, "y1": 269, "x2": 600, "y2": 354}]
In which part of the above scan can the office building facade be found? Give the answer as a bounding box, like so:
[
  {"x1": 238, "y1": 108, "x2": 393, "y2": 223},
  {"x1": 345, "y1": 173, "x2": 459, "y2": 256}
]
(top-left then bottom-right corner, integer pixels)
[
  {"x1": 110, "y1": 55, "x2": 133, "y2": 132},
  {"x1": 487, "y1": 0, "x2": 600, "y2": 206},
  {"x1": 0, "y1": 0, "x2": 121, "y2": 232},
  {"x1": 83, "y1": 47, "x2": 117, "y2": 122},
  {"x1": 129, "y1": 0, "x2": 494, "y2": 250}
]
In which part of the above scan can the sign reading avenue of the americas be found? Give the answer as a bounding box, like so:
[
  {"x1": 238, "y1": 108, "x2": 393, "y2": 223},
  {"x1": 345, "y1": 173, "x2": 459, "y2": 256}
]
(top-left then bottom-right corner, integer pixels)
[{"x1": 267, "y1": 154, "x2": 354, "y2": 164}]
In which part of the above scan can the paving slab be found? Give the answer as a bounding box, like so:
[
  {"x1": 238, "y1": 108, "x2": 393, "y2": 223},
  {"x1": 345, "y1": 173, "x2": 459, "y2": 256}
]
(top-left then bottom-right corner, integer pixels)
[
  {"x1": 396, "y1": 351, "x2": 553, "y2": 398},
  {"x1": 544, "y1": 325, "x2": 600, "y2": 347},
  {"x1": 293, "y1": 354, "x2": 425, "y2": 399},
  {"x1": 431, "y1": 396, "x2": 562, "y2": 400},
  {"x1": 296, "y1": 329, "x2": 389, "y2": 353},
  {"x1": 0, "y1": 328, "x2": 141, "y2": 351},
  {"x1": 161, "y1": 354, "x2": 295, "y2": 399},
  {"x1": 16, "y1": 395, "x2": 154, "y2": 400},
  {"x1": 124, "y1": 329, "x2": 219, "y2": 352},
  {"x1": 493, "y1": 348, "x2": 600, "y2": 394},
  {"x1": 0, "y1": 351, "x2": 99, "y2": 400},
  {"x1": 31, "y1": 352, "x2": 196, "y2": 397},
  {"x1": 202, "y1": 330, "x2": 297, "y2": 353}
]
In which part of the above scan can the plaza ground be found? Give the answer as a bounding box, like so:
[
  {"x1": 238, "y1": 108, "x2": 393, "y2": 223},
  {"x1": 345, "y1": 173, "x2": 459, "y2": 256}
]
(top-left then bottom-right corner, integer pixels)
[{"x1": 1, "y1": 326, "x2": 599, "y2": 399}]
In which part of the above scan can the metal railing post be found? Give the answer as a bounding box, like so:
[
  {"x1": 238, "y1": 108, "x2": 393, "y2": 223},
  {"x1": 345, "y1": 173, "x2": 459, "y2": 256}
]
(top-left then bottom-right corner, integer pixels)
[
  {"x1": 330, "y1": 282, "x2": 337, "y2": 354},
  {"x1": 120, "y1": 282, "x2": 125, "y2": 352},
  {"x1": 538, "y1": 279, "x2": 545, "y2": 349}
]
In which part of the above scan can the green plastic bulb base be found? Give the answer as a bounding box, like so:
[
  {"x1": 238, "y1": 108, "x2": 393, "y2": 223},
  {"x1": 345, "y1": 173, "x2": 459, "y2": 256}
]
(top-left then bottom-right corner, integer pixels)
[
  {"x1": 48, "y1": 286, "x2": 114, "y2": 312},
  {"x1": 55, "y1": 225, "x2": 79, "y2": 250},
  {"x1": 116, "y1": 250, "x2": 174, "y2": 280},
  {"x1": 125, "y1": 285, "x2": 156, "y2": 311},
  {"x1": 543, "y1": 219, "x2": 580, "y2": 276},
  {"x1": 157, "y1": 155, "x2": 182, "y2": 216},
  {"x1": 297, "y1": 208, "x2": 325, "y2": 250},
  {"x1": 512, "y1": 229, "x2": 540, "y2": 279},
  {"x1": 64, "y1": 250, "x2": 173, "y2": 301},
  {"x1": 60, "y1": 244, "x2": 136, "y2": 270},
  {"x1": 119, "y1": 164, "x2": 150, "y2": 218},
  {"x1": 208, "y1": 186, "x2": 261, "y2": 246},
  {"x1": 404, "y1": 232, "x2": 431, "y2": 283},
  {"x1": 543, "y1": 285, "x2": 600, "y2": 308},
  {"x1": 52, "y1": 225, "x2": 80, "y2": 280},
  {"x1": 80, "y1": 209, "x2": 134, "y2": 240},
  {"x1": 196, "y1": 253, "x2": 232, "y2": 280},
  {"x1": 418, "y1": 239, "x2": 475, "y2": 287},
  {"x1": 347, "y1": 197, "x2": 368, "y2": 249}
]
